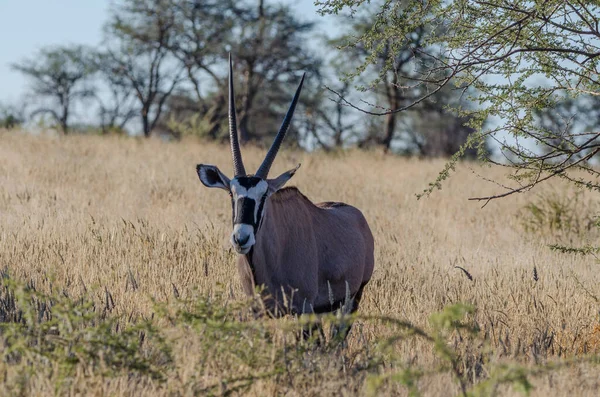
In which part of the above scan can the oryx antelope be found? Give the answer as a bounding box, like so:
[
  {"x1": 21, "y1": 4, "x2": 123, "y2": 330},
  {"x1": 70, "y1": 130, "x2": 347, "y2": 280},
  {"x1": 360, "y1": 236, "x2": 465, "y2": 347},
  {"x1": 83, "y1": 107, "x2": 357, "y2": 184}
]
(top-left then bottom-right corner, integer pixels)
[{"x1": 196, "y1": 56, "x2": 374, "y2": 325}]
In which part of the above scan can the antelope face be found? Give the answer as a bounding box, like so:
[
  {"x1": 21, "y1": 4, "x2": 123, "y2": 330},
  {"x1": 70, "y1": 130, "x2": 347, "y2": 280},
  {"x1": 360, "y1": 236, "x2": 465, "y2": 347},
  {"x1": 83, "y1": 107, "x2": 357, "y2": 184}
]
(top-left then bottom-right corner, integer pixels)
[
  {"x1": 196, "y1": 165, "x2": 299, "y2": 255},
  {"x1": 229, "y1": 176, "x2": 268, "y2": 253}
]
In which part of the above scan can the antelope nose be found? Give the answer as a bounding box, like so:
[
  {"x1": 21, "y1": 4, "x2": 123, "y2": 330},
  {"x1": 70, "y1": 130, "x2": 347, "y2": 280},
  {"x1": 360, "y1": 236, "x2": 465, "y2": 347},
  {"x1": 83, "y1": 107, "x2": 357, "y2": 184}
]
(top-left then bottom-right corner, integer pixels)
[{"x1": 234, "y1": 234, "x2": 249, "y2": 246}]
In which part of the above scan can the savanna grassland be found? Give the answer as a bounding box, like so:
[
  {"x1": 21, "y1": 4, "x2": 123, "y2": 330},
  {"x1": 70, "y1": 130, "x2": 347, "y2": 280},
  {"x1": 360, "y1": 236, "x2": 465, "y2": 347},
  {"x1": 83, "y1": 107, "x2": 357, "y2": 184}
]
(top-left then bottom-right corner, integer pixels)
[{"x1": 0, "y1": 131, "x2": 599, "y2": 396}]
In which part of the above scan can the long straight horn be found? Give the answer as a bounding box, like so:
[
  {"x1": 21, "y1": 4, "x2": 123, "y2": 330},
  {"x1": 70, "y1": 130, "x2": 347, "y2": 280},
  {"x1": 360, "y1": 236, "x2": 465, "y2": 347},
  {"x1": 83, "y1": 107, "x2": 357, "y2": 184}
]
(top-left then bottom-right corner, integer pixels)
[
  {"x1": 255, "y1": 73, "x2": 305, "y2": 179},
  {"x1": 229, "y1": 54, "x2": 246, "y2": 177}
]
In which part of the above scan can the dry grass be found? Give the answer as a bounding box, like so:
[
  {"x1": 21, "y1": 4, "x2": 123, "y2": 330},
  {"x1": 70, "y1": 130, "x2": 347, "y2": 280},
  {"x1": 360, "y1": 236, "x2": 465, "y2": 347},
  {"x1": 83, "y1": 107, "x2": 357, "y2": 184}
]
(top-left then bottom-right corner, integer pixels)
[{"x1": 0, "y1": 130, "x2": 599, "y2": 396}]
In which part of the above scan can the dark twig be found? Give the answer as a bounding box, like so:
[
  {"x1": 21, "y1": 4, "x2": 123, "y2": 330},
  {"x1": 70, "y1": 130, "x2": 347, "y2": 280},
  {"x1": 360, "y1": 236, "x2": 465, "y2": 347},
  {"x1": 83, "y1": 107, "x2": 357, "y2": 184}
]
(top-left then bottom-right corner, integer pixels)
[{"x1": 455, "y1": 266, "x2": 474, "y2": 281}]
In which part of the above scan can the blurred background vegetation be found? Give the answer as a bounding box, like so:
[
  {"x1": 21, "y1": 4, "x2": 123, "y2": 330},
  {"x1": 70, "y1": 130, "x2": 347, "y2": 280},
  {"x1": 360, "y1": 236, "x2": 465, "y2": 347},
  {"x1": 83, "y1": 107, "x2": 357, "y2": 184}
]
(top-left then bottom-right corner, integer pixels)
[
  {"x1": 1, "y1": 0, "x2": 483, "y2": 158},
  {"x1": 3, "y1": 0, "x2": 599, "y2": 183}
]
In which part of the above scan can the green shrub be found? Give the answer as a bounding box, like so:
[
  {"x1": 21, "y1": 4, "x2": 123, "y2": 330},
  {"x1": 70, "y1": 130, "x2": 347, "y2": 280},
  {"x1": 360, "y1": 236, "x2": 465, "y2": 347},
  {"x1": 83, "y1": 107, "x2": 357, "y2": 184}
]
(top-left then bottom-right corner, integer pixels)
[
  {"x1": 520, "y1": 191, "x2": 598, "y2": 240},
  {"x1": 0, "y1": 277, "x2": 172, "y2": 394}
]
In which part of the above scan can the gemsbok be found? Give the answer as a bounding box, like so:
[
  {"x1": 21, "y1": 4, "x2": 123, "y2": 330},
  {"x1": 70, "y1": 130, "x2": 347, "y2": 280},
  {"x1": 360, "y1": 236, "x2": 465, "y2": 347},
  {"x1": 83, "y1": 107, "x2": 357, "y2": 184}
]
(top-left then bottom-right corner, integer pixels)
[{"x1": 196, "y1": 56, "x2": 374, "y2": 333}]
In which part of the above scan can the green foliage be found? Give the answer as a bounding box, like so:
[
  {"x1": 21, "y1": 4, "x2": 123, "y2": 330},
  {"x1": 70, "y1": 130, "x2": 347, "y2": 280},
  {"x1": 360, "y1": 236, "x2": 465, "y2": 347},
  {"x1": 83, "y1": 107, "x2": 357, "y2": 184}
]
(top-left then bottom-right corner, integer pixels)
[
  {"x1": 323, "y1": 0, "x2": 486, "y2": 155},
  {"x1": 468, "y1": 364, "x2": 534, "y2": 397},
  {"x1": 0, "y1": 102, "x2": 24, "y2": 130},
  {"x1": 318, "y1": 0, "x2": 600, "y2": 197},
  {"x1": 366, "y1": 304, "x2": 478, "y2": 396},
  {"x1": 102, "y1": 0, "x2": 183, "y2": 137},
  {"x1": 365, "y1": 302, "x2": 600, "y2": 396},
  {"x1": 519, "y1": 190, "x2": 600, "y2": 261},
  {"x1": 155, "y1": 292, "x2": 286, "y2": 394},
  {"x1": 429, "y1": 303, "x2": 476, "y2": 334},
  {"x1": 417, "y1": 130, "x2": 487, "y2": 198},
  {"x1": 1, "y1": 272, "x2": 600, "y2": 395},
  {"x1": 11, "y1": 45, "x2": 96, "y2": 134},
  {"x1": 520, "y1": 191, "x2": 598, "y2": 239},
  {"x1": 98, "y1": 0, "x2": 321, "y2": 141},
  {"x1": 155, "y1": 289, "x2": 377, "y2": 394},
  {"x1": 0, "y1": 277, "x2": 172, "y2": 394},
  {"x1": 0, "y1": 108, "x2": 23, "y2": 130},
  {"x1": 166, "y1": 113, "x2": 225, "y2": 140}
]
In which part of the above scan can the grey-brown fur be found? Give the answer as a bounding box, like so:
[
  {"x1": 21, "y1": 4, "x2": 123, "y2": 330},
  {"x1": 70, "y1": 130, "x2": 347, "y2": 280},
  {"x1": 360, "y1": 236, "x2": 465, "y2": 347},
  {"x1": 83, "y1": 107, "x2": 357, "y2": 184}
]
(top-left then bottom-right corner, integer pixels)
[{"x1": 237, "y1": 187, "x2": 374, "y2": 316}]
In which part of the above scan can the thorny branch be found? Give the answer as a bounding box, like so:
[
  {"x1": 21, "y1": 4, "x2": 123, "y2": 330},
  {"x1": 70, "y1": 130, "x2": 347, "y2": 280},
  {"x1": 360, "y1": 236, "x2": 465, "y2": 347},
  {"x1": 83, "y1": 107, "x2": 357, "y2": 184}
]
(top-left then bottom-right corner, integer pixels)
[{"x1": 468, "y1": 147, "x2": 600, "y2": 208}]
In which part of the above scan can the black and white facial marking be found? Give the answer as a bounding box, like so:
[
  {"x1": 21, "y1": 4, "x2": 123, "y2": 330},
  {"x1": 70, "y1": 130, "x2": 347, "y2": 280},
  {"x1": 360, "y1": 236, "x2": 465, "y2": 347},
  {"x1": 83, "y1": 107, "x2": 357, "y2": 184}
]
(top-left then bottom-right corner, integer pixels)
[
  {"x1": 196, "y1": 163, "x2": 300, "y2": 255},
  {"x1": 229, "y1": 177, "x2": 269, "y2": 254}
]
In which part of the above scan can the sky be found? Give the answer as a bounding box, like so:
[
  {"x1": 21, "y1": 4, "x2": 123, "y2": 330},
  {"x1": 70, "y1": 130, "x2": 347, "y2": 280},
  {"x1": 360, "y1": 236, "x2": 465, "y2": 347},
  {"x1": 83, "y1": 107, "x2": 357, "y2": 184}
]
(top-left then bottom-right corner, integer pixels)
[
  {"x1": 0, "y1": 1, "x2": 108, "y2": 104},
  {"x1": 0, "y1": 0, "x2": 337, "y2": 107}
]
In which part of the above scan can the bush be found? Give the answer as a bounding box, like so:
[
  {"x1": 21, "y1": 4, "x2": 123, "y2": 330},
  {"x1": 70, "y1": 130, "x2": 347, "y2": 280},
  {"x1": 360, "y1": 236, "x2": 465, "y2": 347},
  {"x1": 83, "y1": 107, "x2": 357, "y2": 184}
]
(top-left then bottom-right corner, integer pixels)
[
  {"x1": 0, "y1": 275, "x2": 172, "y2": 394},
  {"x1": 520, "y1": 191, "x2": 598, "y2": 240},
  {"x1": 1, "y1": 271, "x2": 597, "y2": 395}
]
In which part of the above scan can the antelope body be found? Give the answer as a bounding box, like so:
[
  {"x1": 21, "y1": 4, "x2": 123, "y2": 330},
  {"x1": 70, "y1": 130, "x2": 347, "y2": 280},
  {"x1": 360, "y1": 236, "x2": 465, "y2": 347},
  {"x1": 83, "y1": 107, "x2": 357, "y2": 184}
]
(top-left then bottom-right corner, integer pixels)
[{"x1": 196, "y1": 55, "x2": 374, "y2": 319}]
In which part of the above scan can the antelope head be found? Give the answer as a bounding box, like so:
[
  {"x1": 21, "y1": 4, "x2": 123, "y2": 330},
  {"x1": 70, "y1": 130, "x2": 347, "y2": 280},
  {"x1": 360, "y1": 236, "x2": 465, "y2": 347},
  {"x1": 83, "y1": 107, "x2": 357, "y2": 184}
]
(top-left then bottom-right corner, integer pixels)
[{"x1": 197, "y1": 55, "x2": 304, "y2": 254}]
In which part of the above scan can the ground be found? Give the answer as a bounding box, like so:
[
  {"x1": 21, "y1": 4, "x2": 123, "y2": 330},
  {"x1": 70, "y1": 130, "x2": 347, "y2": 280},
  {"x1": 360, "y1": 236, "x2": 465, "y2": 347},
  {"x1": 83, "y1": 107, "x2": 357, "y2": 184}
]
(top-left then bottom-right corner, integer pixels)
[{"x1": 0, "y1": 131, "x2": 599, "y2": 396}]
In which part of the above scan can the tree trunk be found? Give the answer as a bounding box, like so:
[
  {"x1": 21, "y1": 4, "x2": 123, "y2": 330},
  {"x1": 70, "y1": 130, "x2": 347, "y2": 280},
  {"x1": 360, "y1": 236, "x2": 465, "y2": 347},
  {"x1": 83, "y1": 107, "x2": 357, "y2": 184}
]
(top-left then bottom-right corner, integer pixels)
[
  {"x1": 142, "y1": 108, "x2": 150, "y2": 137},
  {"x1": 206, "y1": 94, "x2": 225, "y2": 139},
  {"x1": 239, "y1": 66, "x2": 255, "y2": 144},
  {"x1": 334, "y1": 98, "x2": 344, "y2": 147},
  {"x1": 382, "y1": 112, "x2": 396, "y2": 153},
  {"x1": 59, "y1": 96, "x2": 69, "y2": 135},
  {"x1": 382, "y1": 72, "x2": 400, "y2": 153},
  {"x1": 239, "y1": 113, "x2": 250, "y2": 143},
  {"x1": 60, "y1": 106, "x2": 69, "y2": 135}
]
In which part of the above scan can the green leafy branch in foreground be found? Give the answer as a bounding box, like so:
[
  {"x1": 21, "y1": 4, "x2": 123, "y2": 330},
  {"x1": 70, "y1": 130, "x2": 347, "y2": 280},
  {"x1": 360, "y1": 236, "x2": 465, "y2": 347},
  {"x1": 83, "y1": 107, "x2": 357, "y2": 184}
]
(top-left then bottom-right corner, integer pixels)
[
  {"x1": 0, "y1": 277, "x2": 172, "y2": 394},
  {"x1": 317, "y1": 0, "x2": 600, "y2": 203},
  {"x1": 365, "y1": 303, "x2": 600, "y2": 397},
  {"x1": 365, "y1": 303, "x2": 480, "y2": 397},
  {"x1": 518, "y1": 190, "x2": 600, "y2": 261}
]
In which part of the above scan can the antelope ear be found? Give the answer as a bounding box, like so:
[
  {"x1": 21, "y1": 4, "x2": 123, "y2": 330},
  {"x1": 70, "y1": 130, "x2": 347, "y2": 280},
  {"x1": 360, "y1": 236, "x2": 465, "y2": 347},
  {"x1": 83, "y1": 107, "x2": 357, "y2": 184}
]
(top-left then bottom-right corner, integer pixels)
[
  {"x1": 196, "y1": 164, "x2": 230, "y2": 191},
  {"x1": 267, "y1": 164, "x2": 300, "y2": 193}
]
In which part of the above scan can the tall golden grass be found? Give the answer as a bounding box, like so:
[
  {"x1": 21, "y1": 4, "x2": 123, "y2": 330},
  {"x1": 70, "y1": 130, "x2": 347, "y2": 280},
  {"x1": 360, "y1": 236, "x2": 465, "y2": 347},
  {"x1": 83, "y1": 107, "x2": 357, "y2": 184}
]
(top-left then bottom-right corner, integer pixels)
[{"x1": 0, "y1": 131, "x2": 599, "y2": 396}]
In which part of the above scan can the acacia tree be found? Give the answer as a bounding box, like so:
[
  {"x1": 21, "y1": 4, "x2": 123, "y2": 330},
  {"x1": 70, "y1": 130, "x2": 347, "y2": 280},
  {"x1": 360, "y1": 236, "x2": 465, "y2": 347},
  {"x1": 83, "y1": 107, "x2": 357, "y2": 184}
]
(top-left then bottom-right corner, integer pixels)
[
  {"x1": 330, "y1": 17, "x2": 428, "y2": 152},
  {"x1": 296, "y1": 56, "x2": 368, "y2": 151},
  {"x1": 12, "y1": 45, "x2": 95, "y2": 134},
  {"x1": 227, "y1": 0, "x2": 321, "y2": 143},
  {"x1": 168, "y1": 0, "x2": 232, "y2": 100},
  {"x1": 302, "y1": 79, "x2": 356, "y2": 150},
  {"x1": 103, "y1": 0, "x2": 183, "y2": 137},
  {"x1": 0, "y1": 101, "x2": 26, "y2": 130},
  {"x1": 317, "y1": 1, "x2": 600, "y2": 202},
  {"x1": 92, "y1": 52, "x2": 138, "y2": 134},
  {"x1": 327, "y1": 8, "x2": 482, "y2": 155},
  {"x1": 166, "y1": 0, "x2": 235, "y2": 139},
  {"x1": 158, "y1": 0, "x2": 321, "y2": 144}
]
